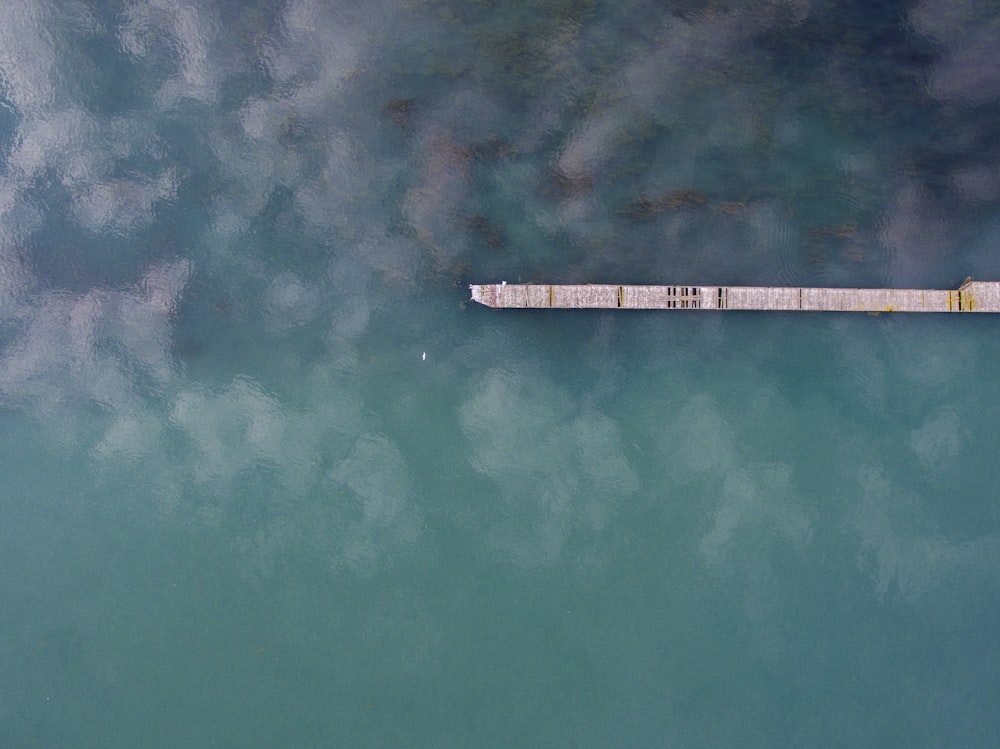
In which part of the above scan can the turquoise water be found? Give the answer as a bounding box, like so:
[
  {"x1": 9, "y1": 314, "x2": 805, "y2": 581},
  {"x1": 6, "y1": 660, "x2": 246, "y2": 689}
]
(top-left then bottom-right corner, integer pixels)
[{"x1": 3, "y1": 0, "x2": 1000, "y2": 745}]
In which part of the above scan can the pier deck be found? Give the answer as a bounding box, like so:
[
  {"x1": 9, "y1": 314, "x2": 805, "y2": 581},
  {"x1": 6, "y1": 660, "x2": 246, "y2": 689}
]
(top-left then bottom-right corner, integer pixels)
[{"x1": 470, "y1": 281, "x2": 1000, "y2": 313}]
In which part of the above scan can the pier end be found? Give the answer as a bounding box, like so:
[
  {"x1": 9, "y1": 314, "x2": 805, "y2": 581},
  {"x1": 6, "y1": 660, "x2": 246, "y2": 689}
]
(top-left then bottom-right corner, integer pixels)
[{"x1": 469, "y1": 284, "x2": 500, "y2": 308}]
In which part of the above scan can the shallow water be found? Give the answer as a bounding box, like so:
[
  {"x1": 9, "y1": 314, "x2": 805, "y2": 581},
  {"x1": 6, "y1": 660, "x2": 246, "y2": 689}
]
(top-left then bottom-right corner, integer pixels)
[{"x1": 3, "y1": 0, "x2": 1000, "y2": 746}]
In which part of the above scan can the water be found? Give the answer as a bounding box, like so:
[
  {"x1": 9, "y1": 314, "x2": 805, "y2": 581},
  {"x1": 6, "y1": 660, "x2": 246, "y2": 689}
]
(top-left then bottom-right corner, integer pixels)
[{"x1": 2, "y1": 0, "x2": 1000, "y2": 746}]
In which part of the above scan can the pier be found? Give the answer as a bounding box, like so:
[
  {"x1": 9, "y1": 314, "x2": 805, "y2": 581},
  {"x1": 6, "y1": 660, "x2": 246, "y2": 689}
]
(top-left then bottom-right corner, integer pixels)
[{"x1": 470, "y1": 280, "x2": 1000, "y2": 313}]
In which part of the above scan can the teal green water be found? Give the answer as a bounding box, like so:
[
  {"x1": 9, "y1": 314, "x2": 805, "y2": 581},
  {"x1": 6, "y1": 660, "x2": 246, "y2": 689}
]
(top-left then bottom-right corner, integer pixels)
[{"x1": 3, "y1": 1, "x2": 1000, "y2": 746}]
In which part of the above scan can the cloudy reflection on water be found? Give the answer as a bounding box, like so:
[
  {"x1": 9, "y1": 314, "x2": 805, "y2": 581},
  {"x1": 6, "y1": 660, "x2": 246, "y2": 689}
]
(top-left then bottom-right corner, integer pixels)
[{"x1": 2, "y1": 1, "x2": 1000, "y2": 746}]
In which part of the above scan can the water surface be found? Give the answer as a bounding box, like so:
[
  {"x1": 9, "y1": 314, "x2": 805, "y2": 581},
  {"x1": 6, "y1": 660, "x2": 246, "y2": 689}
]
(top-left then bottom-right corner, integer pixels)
[{"x1": 3, "y1": 0, "x2": 1000, "y2": 746}]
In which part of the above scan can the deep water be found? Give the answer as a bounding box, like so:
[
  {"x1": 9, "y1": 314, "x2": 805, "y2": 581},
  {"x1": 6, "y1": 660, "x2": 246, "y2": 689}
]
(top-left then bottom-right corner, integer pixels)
[{"x1": 3, "y1": 1, "x2": 1000, "y2": 746}]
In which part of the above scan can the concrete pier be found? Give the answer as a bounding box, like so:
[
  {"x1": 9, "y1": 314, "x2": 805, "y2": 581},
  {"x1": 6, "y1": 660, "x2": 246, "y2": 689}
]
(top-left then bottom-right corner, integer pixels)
[{"x1": 469, "y1": 280, "x2": 1000, "y2": 313}]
